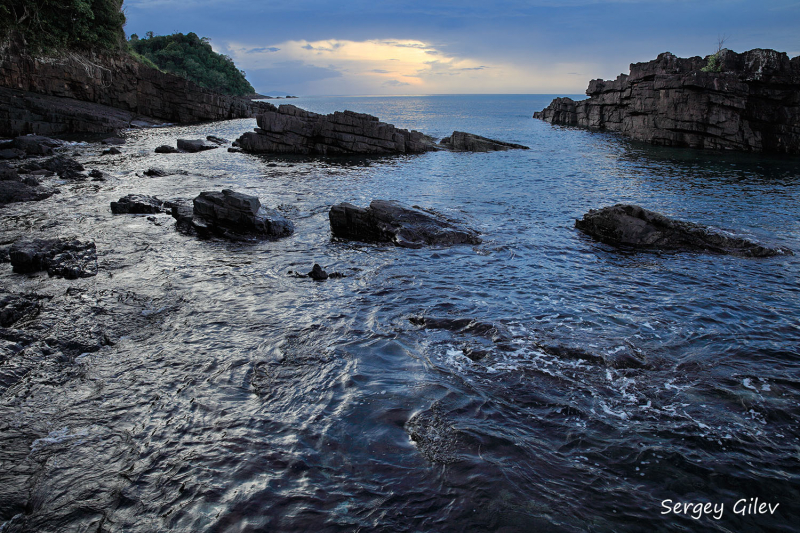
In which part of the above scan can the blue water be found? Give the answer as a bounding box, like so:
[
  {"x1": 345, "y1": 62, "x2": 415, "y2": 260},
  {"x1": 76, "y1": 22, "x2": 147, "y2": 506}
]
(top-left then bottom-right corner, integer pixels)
[{"x1": 1, "y1": 95, "x2": 799, "y2": 532}]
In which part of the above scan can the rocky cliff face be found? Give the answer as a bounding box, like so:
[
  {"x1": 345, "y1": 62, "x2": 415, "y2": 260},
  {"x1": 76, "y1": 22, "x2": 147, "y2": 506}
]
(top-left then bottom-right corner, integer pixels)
[
  {"x1": 0, "y1": 42, "x2": 273, "y2": 136},
  {"x1": 534, "y1": 49, "x2": 800, "y2": 154},
  {"x1": 235, "y1": 105, "x2": 436, "y2": 155}
]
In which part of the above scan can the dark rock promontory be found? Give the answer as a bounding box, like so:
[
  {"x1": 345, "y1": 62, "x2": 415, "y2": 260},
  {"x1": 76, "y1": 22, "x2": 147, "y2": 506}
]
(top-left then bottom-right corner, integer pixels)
[
  {"x1": 171, "y1": 189, "x2": 294, "y2": 239},
  {"x1": 439, "y1": 131, "x2": 529, "y2": 152},
  {"x1": 534, "y1": 49, "x2": 800, "y2": 154},
  {"x1": 576, "y1": 204, "x2": 792, "y2": 257},
  {"x1": 329, "y1": 200, "x2": 481, "y2": 248},
  {"x1": 236, "y1": 105, "x2": 436, "y2": 155}
]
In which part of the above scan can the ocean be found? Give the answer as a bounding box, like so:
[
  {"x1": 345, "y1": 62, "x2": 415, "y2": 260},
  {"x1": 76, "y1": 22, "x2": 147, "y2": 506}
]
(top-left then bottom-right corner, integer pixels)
[{"x1": 1, "y1": 94, "x2": 798, "y2": 532}]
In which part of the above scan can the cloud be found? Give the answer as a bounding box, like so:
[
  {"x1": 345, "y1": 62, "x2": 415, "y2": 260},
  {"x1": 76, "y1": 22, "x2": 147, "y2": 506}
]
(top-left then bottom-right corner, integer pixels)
[
  {"x1": 370, "y1": 69, "x2": 392, "y2": 73},
  {"x1": 383, "y1": 79, "x2": 411, "y2": 87},
  {"x1": 247, "y1": 47, "x2": 280, "y2": 53}
]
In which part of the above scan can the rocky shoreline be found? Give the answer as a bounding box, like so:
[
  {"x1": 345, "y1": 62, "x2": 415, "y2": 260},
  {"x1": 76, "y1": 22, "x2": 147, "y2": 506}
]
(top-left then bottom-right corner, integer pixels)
[{"x1": 534, "y1": 48, "x2": 800, "y2": 154}]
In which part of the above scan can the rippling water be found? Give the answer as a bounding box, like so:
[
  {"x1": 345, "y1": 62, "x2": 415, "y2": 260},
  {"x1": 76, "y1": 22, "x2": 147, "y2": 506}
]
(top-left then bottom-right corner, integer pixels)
[{"x1": 1, "y1": 94, "x2": 799, "y2": 532}]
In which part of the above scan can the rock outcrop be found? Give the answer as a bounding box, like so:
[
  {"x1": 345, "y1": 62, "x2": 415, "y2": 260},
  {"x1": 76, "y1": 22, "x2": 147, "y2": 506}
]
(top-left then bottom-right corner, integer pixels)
[
  {"x1": 329, "y1": 200, "x2": 481, "y2": 248},
  {"x1": 235, "y1": 105, "x2": 436, "y2": 155},
  {"x1": 534, "y1": 49, "x2": 800, "y2": 154},
  {"x1": 439, "y1": 131, "x2": 529, "y2": 152},
  {"x1": 0, "y1": 43, "x2": 275, "y2": 136},
  {"x1": 110, "y1": 194, "x2": 166, "y2": 214},
  {"x1": 171, "y1": 189, "x2": 294, "y2": 239},
  {"x1": 9, "y1": 238, "x2": 98, "y2": 278},
  {"x1": 176, "y1": 139, "x2": 218, "y2": 153},
  {"x1": 576, "y1": 204, "x2": 792, "y2": 257}
]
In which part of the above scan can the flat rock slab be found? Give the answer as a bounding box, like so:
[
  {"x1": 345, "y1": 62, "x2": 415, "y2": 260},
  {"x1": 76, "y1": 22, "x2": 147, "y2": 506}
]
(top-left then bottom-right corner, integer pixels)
[
  {"x1": 110, "y1": 194, "x2": 166, "y2": 214},
  {"x1": 177, "y1": 139, "x2": 218, "y2": 153},
  {"x1": 439, "y1": 131, "x2": 529, "y2": 152},
  {"x1": 172, "y1": 189, "x2": 294, "y2": 239},
  {"x1": 576, "y1": 204, "x2": 793, "y2": 257},
  {"x1": 9, "y1": 238, "x2": 97, "y2": 278},
  {"x1": 329, "y1": 200, "x2": 481, "y2": 248}
]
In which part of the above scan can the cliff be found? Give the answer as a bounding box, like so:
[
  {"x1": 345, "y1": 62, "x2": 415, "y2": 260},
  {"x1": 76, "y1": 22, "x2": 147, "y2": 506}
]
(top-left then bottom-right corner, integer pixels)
[
  {"x1": 534, "y1": 49, "x2": 800, "y2": 154},
  {"x1": 0, "y1": 41, "x2": 273, "y2": 136}
]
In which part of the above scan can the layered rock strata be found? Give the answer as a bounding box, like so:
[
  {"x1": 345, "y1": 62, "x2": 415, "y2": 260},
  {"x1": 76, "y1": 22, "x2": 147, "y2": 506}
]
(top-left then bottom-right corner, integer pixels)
[
  {"x1": 0, "y1": 42, "x2": 275, "y2": 136},
  {"x1": 235, "y1": 105, "x2": 436, "y2": 155},
  {"x1": 329, "y1": 200, "x2": 481, "y2": 248},
  {"x1": 439, "y1": 131, "x2": 529, "y2": 152},
  {"x1": 576, "y1": 204, "x2": 792, "y2": 257},
  {"x1": 171, "y1": 189, "x2": 294, "y2": 239},
  {"x1": 534, "y1": 49, "x2": 800, "y2": 154}
]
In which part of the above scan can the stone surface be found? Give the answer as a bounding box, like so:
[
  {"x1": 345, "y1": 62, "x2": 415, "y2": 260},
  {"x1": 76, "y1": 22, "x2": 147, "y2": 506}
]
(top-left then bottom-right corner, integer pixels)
[
  {"x1": 329, "y1": 200, "x2": 481, "y2": 248},
  {"x1": 236, "y1": 104, "x2": 437, "y2": 155},
  {"x1": 101, "y1": 147, "x2": 121, "y2": 155},
  {"x1": 110, "y1": 194, "x2": 165, "y2": 214},
  {"x1": 206, "y1": 135, "x2": 229, "y2": 145},
  {"x1": 576, "y1": 204, "x2": 793, "y2": 257},
  {"x1": 439, "y1": 131, "x2": 529, "y2": 152},
  {"x1": 9, "y1": 238, "x2": 97, "y2": 278},
  {"x1": 154, "y1": 145, "x2": 179, "y2": 154},
  {"x1": 308, "y1": 264, "x2": 328, "y2": 281},
  {"x1": 177, "y1": 139, "x2": 218, "y2": 153},
  {"x1": 41, "y1": 156, "x2": 84, "y2": 176},
  {"x1": 0, "y1": 44, "x2": 276, "y2": 136},
  {"x1": 172, "y1": 189, "x2": 294, "y2": 239},
  {"x1": 534, "y1": 49, "x2": 800, "y2": 154},
  {"x1": 13, "y1": 135, "x2": 59, "y2": 155},
  {"x1": 0, "y1": 181, "x2": 52, "y2": 204},
  {"x1": 101, "y1": 137, "x2": 125, "y2": 145}
]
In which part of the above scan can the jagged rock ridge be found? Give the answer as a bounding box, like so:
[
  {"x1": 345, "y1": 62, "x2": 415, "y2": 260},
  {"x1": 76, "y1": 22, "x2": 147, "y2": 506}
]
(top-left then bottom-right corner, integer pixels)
[{"x1": 534, "y1": 49, "x2": 800, "y2": 154}]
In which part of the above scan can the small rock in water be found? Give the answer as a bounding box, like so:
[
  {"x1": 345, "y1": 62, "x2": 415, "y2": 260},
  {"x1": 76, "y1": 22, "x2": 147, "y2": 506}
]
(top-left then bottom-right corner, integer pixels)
[
  {"x1": 439, "y1": 131, "x2": 529, "y2": 152},
  {"x1": 155, "y1": 145, "x2": 179, "y2": 154},
  {"x1": 9, "y1": 238, "x2": 97, "y2": 279},
  {"x1": 110, "y1": 194, "x2": 165, "y2": 214},
  {"x1": 88, "y1": 169, "x2": 103, "y2": 179},
  {"x1": 308, "y1": 264, "x2": 328, "y2": 281},
  {"x1": 206, "y1": 135, "x2": 229, "y2": 145},
  {"x1": 101, "y1": 137, "x2": 126, "y2": 145},
  {"x1": 101, "y1": 147, "x2": 121, "y2": 156},
  {"x1": 177, "y1": 139, "x2": 218, "y2": 153}
]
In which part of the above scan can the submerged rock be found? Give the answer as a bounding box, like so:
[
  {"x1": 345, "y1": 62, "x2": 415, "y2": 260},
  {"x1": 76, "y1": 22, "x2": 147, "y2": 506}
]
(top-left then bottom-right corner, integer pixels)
[
  {"x1": 576, "y1": 204, "x2": 792, "y2": 257},
  {"x1": 439, "y1": 131, "x2": 529, "y2": 152},
  {"x1": 308, "y1": 264, "x2": 328, "y2": 281},
  {"x1": 172, "y1": 189, "x2": 294, "y2": 239},
  {"x1": 110, "y1": 194, "x2": 165, "y2": 214},
  {"x1": 9, "y1": 238, "x2": 97, "y2": 278},
  {"x1": 329, "y1": 200, "x2": 481, "y2": 248},
  {"x1": 155, "y1": 145, "x2": 179, "y2": 154},
  {"x1": 177, "y1": 139, "x2": 218, "y2": 153},
  {"x1": 235, "y1": 104, "x2": 436, "y2": 155}
]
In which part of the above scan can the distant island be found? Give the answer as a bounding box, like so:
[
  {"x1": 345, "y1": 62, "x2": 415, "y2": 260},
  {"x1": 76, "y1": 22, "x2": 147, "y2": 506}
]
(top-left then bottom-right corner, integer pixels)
[{"x1": 535, "y1": 49, "x2": 800, "y2": 155}]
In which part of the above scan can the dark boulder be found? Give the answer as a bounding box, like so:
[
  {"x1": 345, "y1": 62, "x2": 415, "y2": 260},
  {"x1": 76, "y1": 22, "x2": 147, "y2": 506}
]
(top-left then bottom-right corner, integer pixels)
[
  {"x1": 0, "y1": 181, "x2": 52, "y2": 204},
  {"x1": 9, "y1": 238, "x2": 97, "y2": 278},
  {"x1": 13, "y1": 135, "x2": 60, "y2": 155},
  {"x1": 110, "y1": 194, "x2": 165, "y2": 214},
  {"x1": 0, "y1": 148, "x2": 26, "y2": 160},
  {"x1": 308, "y1": 264, "x2": 328, "y2": 281},
  {"x1": 0, "y1": 163, "x2": 19, "y2": 181},
  {"x1": 0, "y1": 294, "x2": 42, "y2": 327},
  {"x1": 42, "y1": 156, "x2": 84, "y2": 176},
  {"x1": 155, "y1": 145, "x2": 179, "y2": 154},
  {"x1": 439, "y1": 131, "x2": 529, "y2": 152},
  {"x1": 101, "y1": 147, "x2": 121, "y2": 155},
  {"x1": 172, "y1": 189, "x2": 294, "y2": 239},
  {"x1": 177, "y1": 139, "x2": 218, "y2": 153},
  {"x1": 576, "y1": 204, "x2": 793, "y2": 257},
  {"x1": 101, "y1": 137, "x2": 125, "y2": 145},
  {"x1": 88, "y1": 169, "x2": 104, "y2": 180},
  {"x1": 329, "y1": 200, "x2": 481, "y2": 248},
  {"x1": 206, "y1": 135, "x2": 229, "y2": 145}
]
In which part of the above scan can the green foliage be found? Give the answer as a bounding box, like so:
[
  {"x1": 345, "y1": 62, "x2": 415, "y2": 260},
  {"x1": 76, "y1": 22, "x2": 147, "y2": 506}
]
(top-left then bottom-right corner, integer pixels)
[
  {"x1": 701, "y1": 53, "x2": 723, "y2": 73},
  {"x1": 0, "y1": 0, "x2": 126, "y2": 53},
  {"x1": 128, "y1": 32, "x2": 256, "y2": 96}
]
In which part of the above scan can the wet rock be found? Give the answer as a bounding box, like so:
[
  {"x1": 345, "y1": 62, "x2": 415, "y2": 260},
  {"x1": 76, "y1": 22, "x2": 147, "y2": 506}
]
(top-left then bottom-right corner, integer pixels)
[
  {"x1": 110, "y1": 194, "x2": 165, "y2": 214},
  {"x1": 172, "y1": 190, "x2": 294, "y2": 239},
  {"x1": 0, "y1": 163, "x2": 19, "y2": 181},
  {"x1": 101, "y1": 137, "x2": 125, "y2": 145},
  {"x1": 177, "y1": 139, "x2": 218, "y2": 153},
  {"x1": 0, "y1": 148, "x2": 26, "y2": 160},
  {"x1": 308, "y1": 264, "x2": 328, "y2": 281},
  {"x1": 576, "y1": 204, "x2": 793, "y2": 257},
  {"x1": 0, "y1": 294, "x2": 42, "y2": 327},
  {"x1": 0, "y1": 181, "x2": 52, "y2": 204},
  {"x1": 227, "y1": 147, "x2": 242, "y2": 153},
  {"x1": 9, "y1": 238, "x2": 97, "y2": 278},
  {"x1": 42, "y1": 156, "x2": 84, "y2": 176},
  {"x1": 409, "y1": 315, "x2": 513, "y2": 345},
  {"x1": 143, "y1": 167, "x2": 187, "y2": 177},
  {"x1": 439, "y1": 131, "x2": 529, "y2": 152},
  {"x1": 235, "y1": 104, "x2": 437, "y2": 155},
  {"x1": 13, "y1": 135, "x2": 59, "y2": 155},
  {"x1": 206, "y1": 135, "x2": 229, "y2": 145},
  {"x1": 406, "y1": 406, "x2": 464, "y2": 464},
  {"x1": 535, "y1": 49, "x2": 800, "y2": 154},
  {"x1": 101, "y1": 147, "x2": 121, "y2": 155},
  {"x1": 28, "y1": 169, "x2": 54, "y2": 177},
  {"x1": 88, "y1": 169, "x2": 103, "y2": 179},
  {"x1": 21, "y1": 176, "x2": 39, "y2": 186},
  {"x1": 155, "y1": 145, "x2": 179, "y2": 154},
  {"x1": 329, "y1": 200, "x2": 481, "y2": 248}
]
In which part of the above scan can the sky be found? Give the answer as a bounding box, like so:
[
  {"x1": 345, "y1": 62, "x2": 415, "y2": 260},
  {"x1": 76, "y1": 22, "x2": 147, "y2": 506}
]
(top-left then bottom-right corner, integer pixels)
[{"x1": 123, "y1": 0, "x2": 800, "y2": 96}]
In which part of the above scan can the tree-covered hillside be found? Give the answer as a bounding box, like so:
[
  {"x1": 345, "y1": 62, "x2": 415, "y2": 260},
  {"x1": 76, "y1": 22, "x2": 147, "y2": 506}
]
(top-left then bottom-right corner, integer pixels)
[
  {"x1": 128, "y1": 33, "x2": 256, "y2": 96},
  {"x1": 0, "y1": 0, "x2": 126, "y2": 52}
]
